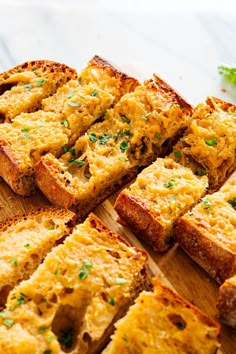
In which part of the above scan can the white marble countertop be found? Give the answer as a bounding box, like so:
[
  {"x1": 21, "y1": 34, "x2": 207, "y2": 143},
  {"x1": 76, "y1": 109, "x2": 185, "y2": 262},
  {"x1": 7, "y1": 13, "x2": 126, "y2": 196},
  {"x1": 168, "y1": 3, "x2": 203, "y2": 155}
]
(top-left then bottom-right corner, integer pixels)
[{"x1": 0, "y1": 0, "x2": 236, "y2": 106}]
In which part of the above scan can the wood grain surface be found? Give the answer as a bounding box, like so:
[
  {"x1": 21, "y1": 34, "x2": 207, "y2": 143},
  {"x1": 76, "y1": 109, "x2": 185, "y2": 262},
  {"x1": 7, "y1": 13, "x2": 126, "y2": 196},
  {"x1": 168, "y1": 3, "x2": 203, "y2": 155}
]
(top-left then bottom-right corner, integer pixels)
[{"x1": 0, "y1": 179, "x2": 235, "y2": 353}]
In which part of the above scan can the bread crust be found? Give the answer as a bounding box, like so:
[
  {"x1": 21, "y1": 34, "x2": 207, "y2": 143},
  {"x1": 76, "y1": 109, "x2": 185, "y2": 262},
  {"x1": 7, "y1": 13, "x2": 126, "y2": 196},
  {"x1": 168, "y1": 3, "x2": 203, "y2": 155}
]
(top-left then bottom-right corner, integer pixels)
[
  {"x1": 175, "y1": 217, "x2": 236, "y2": 283},
  {"x1": 217, "y1": 277, "x2": 236, "y2": 328},
  {"x1": 115, "y1": 191, "x2": 172, "y2": 252}
]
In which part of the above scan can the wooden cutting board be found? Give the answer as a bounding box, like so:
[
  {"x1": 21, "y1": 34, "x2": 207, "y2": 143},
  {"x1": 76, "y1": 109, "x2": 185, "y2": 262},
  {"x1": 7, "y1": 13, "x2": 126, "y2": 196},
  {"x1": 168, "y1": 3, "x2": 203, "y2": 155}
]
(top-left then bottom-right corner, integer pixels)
[{"x1": 0, "y1": 180, "x2": 235, "y2": 353}]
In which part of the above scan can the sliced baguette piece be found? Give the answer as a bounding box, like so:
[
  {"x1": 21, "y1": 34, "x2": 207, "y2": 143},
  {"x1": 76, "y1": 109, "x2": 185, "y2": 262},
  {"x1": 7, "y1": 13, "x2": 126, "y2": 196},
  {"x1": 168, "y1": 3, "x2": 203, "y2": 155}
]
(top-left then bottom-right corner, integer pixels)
[
  {"x1": 0, "y1": 56, "x2": 138, "y2": 196},
  {"x1": 102, "y1": 278, "x2": 220, "y2": 354},
  {"x1": 217, "y1": 274, "x2": 236, "y2": 328},
  {"x1": 175, "y1": 169, "x2": 236, "y2": 283},
  {"x1": 0, "y1": 207, "x2": 75, "y2": 308},
  {"x1": 0, "y1": 60, "x2": 77, "y2": 122},
  {"x1": 35, "y1": 75, "x2": 192, "y2": 217},
  {"x1": 169, "y1": 96, "x2": 236, "y2": 193},
  {"x1": 114, "y1": 157, "x2": 208, "y2": 252},
  {"x1": 0, "y1": 213, "x2": 148, "y2": 354}
]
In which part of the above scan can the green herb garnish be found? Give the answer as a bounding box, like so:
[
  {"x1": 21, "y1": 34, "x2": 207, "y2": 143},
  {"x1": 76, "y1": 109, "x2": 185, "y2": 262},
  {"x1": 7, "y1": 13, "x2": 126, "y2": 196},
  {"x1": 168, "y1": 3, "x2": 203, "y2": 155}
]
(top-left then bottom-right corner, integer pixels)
[
  {"x1": 61, "y1": 145, "x2": 67, "y2": 153},
  {"x1": 155, "y1": 132, "x2": 161, "y2": 140},
  {"x1": 36, "y1": 78, "x2": 46, "y2": 86},
  {"x1": 2, "y1": 319, "x2": 14, "y2": 328},
  {"x1": 205, "y1": 139, "x2": 217, "y2": 146},
  {"x1": 9, "y1": 258, "x2": 18, "y2": 266},
  {"x1": 47, "y1": 335, "x2": 56, "y2": 343},
  {"x1": 54, "y1": 269, "x2": 60, "y2": 276},
  {"x1": 174, "y1": 151, "x2": 181, "y2": 159},
  {"x1": 69, "y1": 159, "x2": 86, "y2": 167},
  {"x1": 164, "y1": 179, "x2": 175, "y2": 188},
  {"x1": 83, "y1": 259, "x2": 93, "y2": 269},
  {"x1": 203, "y1": 199, "x2": 212, "y2": 213},
  {"x1": 121, "y1": 116, "x2": 130, "y2": 124},
  {"x1": 99, "y1": 133, "x2": 112, "y2": 145},
  {"x1": 21, "y1": 127, "x2": 30, "y2": 132},
  {"x1": 24, "y1": 243, "x2": 30, "y2": 249},
  {"x1": 78, "y1": 268, "x2": 89, "y2": 280},
  {"x1": 60, "y1": 119, "x2": 69, "y2": 128},
  {"x1": 228, "y1": 198, "x2": 236, "y2": 209},
  {"x1": 69, "y1": 148, "x2": 76, "y2": 156},
  {"x1": 109, "y1": 297, "x2": 115, "y2": 306},
  {"x1": 120, "y1": 141, "x2": 129, "y2": 151},
  {"x1": 68, "y1": 101, "x2": 80, "y2": 107},
  {"x1": 24, "y1": 84, "x2": 32, "y2": 90},
  {"x1": 91, "y1": 90, "x2": 98, "y2": 97},
  {"x1": 44, "y1": 350, "x2": 52, "y2": 354},
  {"x1": 218, "y1": 66, "x2": 236, "y2": 85},
  {"x1": 116, "y1": 278, "x2": 127, "y2": 285},
  {"x1": 89, "y1": 132, "x2": 97, "y2": 143},
  {"x1": 39, "y1": 327, "x2": 48, "y2": 333},
  {"x1": 67, "y1": 91, "x2": 74, "y2": 99},
  {"x1": 21, "y1": 133, "x2": 30, "y2": 139},
  {"x1": 141, "y1": 112, "x2": 151, "y2": 120}
]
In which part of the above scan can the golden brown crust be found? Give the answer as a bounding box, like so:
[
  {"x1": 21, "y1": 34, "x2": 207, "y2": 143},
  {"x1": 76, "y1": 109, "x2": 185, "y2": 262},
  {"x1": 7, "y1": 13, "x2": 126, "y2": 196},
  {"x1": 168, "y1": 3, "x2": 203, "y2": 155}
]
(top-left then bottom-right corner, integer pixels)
[
  {"x1": 115, "y1": 191, "x2": 172, "y2": 252},
  {"x1": 152, "y1": 278, "x2": 220, "y2": 331},
  {"x1": 0, "y1": 59, "x2": 77, "y2": 88},
  {"x1": 175, "y1": 217, "x2": 236, "y2": 283},
  {"x1": 0, "y1": 206, "x2": 76, "y2": 232},
  {"x1": 153, "y1": 74, "x2": 193, "y2": 112},
  {"x1": 0, "y1": 141, "x2": 34, "y2": 196},
  {"x1": 217, "y1": 277, "x2": 236, "y2": 328}
]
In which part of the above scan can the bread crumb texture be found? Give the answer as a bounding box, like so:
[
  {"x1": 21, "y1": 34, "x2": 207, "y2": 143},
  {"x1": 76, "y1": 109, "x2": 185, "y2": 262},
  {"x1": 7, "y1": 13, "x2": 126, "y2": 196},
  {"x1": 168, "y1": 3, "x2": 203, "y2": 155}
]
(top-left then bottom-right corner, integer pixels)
[
  {"x1": 0, "y1": 214, "x2": 148, "y2": 354},
  {"x1": 102, "y1": 279, "x2": 220, "y2": 354}
]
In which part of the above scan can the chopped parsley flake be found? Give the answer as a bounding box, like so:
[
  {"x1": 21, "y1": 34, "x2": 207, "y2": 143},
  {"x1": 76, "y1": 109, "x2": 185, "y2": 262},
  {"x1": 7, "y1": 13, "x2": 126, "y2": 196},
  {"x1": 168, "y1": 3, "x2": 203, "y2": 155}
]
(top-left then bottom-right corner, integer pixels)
[
  {"x1": 24, "y1": 243, "x2": 30, "y2": 249},
  {"x1": 141, "y1": 112, "x2": 151, "y2": 120},
  {"x1": 83, "y1": 259, "x2": 93, "y2": 269},
  {"x1": 69, "y1": 159, "x2": 86, "y2": 167},
  {"x1": 174, "y1": 151, "x2": 181, "y2": 159},
  {"x1": 228, "y1": 198, "x2": 236, "y2": 209},
  {"x1": 2, "y1": 319, "x2": 14, "y2": 328},
  {"x1": 39, "y1": 327, "x2": 48, "y2": 333},
  {"x1": 104, "y1": 110, "x2": 109, "y2": 118},
  {"x1": 91, "y1": 90, "x2": 98, "y2": 97},
  {"x1": 89, "y1": 133, "x2": 97, "y2": 143},
  {"x1": 203, "y1": 199, "x2": 212, "y2": 213},
  {"x1": 61, "y1": 145, "x2": 67, "y2": 153},
  {"x1": 67, "y1": 91, "x2": 74, "y2": 99},
  {"x1": 44, "y1": 350, "x2": 52, "y2": 354},
  {"x1": 78, "y1": 268, "x2": 89, "y2": 280},
  {"x1": 68, "y1": 101, "x2": 80, "y2": 107},
  {"x1": 21, "y1": 127, "x2": 30, "y2": 132},
  {"x1": 122, "y1": 335, "x2": 128, "y2": 342},
  {"x1": 121, "y1": 116, "x2": 130, "y2": 124},
  {"x1": 37, "y1": 307, "x2": 43, "y2": 316},
  {"x1": 69, "y1": 148, "x2": 76, "y2": 156},
  {"x1": 54, "y1": 269, "x2": 60, "y2": 276},
  {"x1": 47, "y1": 335, "x2": 56, "y2": 343},
  {"x1": 60, "y1": 119, "x2": 69, "y2": 128},
  {"x1": 9, "y1": 258, "x2": 18, "y2": 266},
  {"x1": 99, "y1": 133, "x2": 112, "y2": 145},
  {"x1": 170, "y1": 194, "x2": 177, "y2": 201},
  {"x1": 155, "y1": 132, "x2": 161, "y2": 140},
  {"x1": 109, "y1": 297, "x2": 115, "y2": 306},
  {"x1": 48, "y1": 226, "x2": 54, "y2": 230},
  {"x1": 24, "y1": 84, "x2": 32, "y2": 90},
  {"x1": 36, "y1": 78, "x2": 46, "y2": 86},
  {"x1": 120, "y1": 141, "x2": 129, "y2": 151},
  {"x1": 200, "y1": 168, "x2": 206, "y2": 176},
  {"x1": 116, "y1": 278, "x2": 127, "y2": 285},
  {"x1": 205, "y1": 139, "x2": 217, "y2": 146},
  {"x1": 164, "y1": 179, "x2": 175, "y2": 188},
  {"x1": 84, "y1": 173, "x2": 91, "y2": 179}
]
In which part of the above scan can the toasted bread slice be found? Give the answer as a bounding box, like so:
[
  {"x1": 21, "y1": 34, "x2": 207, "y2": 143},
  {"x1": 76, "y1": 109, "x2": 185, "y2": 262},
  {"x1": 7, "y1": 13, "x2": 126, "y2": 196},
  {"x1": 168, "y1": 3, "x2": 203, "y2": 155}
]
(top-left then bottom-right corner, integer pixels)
[
  {"x1": 103, "y1": 278, "x2": 220, "y2": 354},
  {"x1": 169, "y1": 97, "x2": 236, "y2": 193},
  {"x1": 0, "y1": 60, "x2": 77, "y2": 122},
  {"x1": 115, "y1": 157, "x2": 208, "y2": 252},
  {"x1": 217, "y1": 274, "x2": 236, "y2": 328},
  {"x1": 175, "y1": 169, "x2": 236, "y2": 283},
  {"x1": 0, "y1": 207, "x2": 75, "y2": 308},
  {"x1": 0, "y1": 56, "x2": 138, "y2": 196},
  {"x1": 0, "y1": 213, "x2": 148, "y2": 354},
  {"x1": 35, "y1": 75, "x2": 192, "y2": 217}
]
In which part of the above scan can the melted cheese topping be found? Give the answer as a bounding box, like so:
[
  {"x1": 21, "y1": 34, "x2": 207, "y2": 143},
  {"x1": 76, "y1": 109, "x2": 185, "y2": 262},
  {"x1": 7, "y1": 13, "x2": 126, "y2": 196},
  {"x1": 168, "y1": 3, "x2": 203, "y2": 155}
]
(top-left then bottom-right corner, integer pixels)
[
  {"x1": 0, "y1": 210, "x2": 73, "y2": 303},
  {"x1": 175, "y1": 103, "x2": 236, "y2": 189},
  {"x1": 0, "y1": 215, "x2": 147, "y2": 354},
  {"x1": 127, "y1": 158, "x2": 208, "y2": 235},
  {"x1": 183, "y1": 171, "x2": 236, "y2": 251},
  {"x1": 44, "y1": 79, "x2": 191, "y2": 207},
  {"x1": 103, "y1": 280, "x2": 219, "y2": 354}
]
